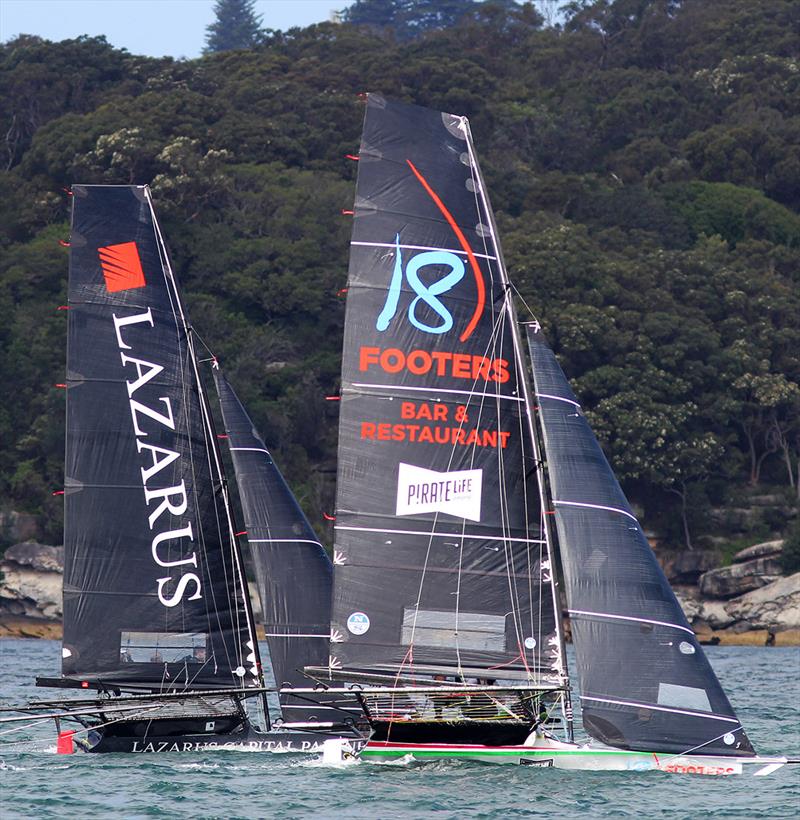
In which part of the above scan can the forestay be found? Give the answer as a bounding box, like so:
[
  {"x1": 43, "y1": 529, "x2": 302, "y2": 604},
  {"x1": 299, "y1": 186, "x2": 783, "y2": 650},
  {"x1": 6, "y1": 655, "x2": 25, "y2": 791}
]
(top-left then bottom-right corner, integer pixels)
[
  {"x1": 331, "y1": 95, "x2": 562, "y2": 681},
  {"x1": 63, "y1": 185, "x2": 259, "y2": 690},
  {"x1": 526, "y1": 324, "x2": 755, "y2": 756}
]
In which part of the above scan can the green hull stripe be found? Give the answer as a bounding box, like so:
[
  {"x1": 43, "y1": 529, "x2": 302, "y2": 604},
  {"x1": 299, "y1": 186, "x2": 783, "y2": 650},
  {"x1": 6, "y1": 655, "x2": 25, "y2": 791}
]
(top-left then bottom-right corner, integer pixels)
[{"x1": 361, "y1": 749, "x2": 636, "y2": 758}]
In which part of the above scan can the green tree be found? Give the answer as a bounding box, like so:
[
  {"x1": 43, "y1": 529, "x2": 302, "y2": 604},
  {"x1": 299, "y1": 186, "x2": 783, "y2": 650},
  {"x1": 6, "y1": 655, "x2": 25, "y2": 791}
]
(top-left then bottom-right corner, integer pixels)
[{"x1": 204, "y1": 0, "x2": 264, "y2": 54}]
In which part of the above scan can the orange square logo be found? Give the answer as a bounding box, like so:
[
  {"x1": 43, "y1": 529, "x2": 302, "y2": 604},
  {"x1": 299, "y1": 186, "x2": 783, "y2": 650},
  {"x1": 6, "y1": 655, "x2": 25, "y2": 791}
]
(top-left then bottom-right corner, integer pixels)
[{"x1": 98, "y1": 242, "x2": 146, "y2": 292}]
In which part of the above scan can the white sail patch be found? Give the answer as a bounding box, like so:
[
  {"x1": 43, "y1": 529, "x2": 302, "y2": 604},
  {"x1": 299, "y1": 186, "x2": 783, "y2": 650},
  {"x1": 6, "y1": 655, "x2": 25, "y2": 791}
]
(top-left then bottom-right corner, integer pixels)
[{"x1": 395, "y1": 463, "x2": 482, "y2": 521}]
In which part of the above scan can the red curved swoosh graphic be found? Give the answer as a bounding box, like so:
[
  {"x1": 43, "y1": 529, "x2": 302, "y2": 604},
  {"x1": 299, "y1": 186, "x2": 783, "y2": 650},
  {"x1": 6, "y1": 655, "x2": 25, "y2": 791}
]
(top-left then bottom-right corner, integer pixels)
[{"x1": 406, "y1": 160, "x2": 485, "y2": 342}]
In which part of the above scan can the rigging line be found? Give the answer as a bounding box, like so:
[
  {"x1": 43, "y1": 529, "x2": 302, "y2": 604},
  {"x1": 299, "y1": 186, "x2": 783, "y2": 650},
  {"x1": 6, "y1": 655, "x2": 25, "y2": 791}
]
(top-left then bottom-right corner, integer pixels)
[
  {"x1": 198, "y1": 350, "x2": 253, "y2": 683},
  {"x1": 404, "y1": 307, "x2": 507, "y2": 663},
  {"x1": 509, "y1": 281, "x2": 541, "y2": 326},
  {"x1": 448, "y1": 305, "x2": 507, "y2": 678},
  {"x1": 465, "y1": 135, "x2": 529, "y2": 679},
  {"x1": 659, "y1": 725, "x2": 747, "y2": 763},
  {"x1": 497, "y1": 313, "x2": 531, "y2": 678},
  {"x1": 147, "y1": 191, "x2": 242, "y2": 682},
  {"x1": 464, "y1": 122, "x2": 566, "y2": 699},
  {"x1": 148, "y1": 194, "x2": 223, "y2": 668},
  {"x1": 0, "y1": 701, "x2": 169, "y2": 739}
]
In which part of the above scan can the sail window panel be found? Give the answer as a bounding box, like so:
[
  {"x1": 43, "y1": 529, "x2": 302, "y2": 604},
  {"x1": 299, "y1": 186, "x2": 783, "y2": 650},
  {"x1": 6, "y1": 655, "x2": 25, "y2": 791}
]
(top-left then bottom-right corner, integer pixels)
[
  {"x1": 119, "y1": 631, "x2": 207, "y2": 664},
  {"x1": 657, "y1": 683, "x2": 712, "y2": 713},
  {"x1": 401, "y1": 609, "x2": 507, "y2": 651}
]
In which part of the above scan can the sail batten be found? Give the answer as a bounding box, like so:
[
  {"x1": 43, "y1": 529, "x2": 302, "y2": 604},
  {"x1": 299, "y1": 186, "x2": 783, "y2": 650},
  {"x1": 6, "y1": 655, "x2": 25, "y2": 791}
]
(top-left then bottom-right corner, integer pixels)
[{"x1": 526, "y1": 325, "x2": 755, "y2": 756}]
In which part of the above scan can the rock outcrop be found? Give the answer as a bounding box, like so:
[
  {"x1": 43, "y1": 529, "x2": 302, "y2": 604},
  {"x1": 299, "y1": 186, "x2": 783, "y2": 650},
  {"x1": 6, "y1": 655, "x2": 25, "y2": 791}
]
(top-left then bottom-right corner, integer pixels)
[
  {"x1": 0, "y1": 542, "x2": 63, "y2": 621},
  {"x1": 723, "y1": 574, "x2": 800, "y2": 632},
  {"x1": 698, "y1": 555, "x2": 783, "y2": 598}
]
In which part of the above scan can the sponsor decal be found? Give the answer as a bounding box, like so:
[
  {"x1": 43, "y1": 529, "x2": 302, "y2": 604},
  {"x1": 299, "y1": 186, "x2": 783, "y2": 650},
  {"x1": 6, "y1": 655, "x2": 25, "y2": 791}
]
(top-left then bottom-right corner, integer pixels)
[
  {"x1": 112, "y1": 309, "x2": 201, "y2": 609},
  {"x1": 359, "y1": 347, "x2": 509, "y2": 384},
  {"x1": 374, "y1": 160, "x2": 487, "y2": 343},
  {"x1": 130, "y1": 739, "x2": 325, "y2": 753},
  {"x1": 377, "y1": 234, "x2": 465, "y2": 336},
  {"x1": 347, "y1": 612, "x2": 371, "y2": 635},
  {"x1": 520, "y1": 757, "x2": 553, "y2": 767},
  {"x1": 396, "y1": 462, "x2": 482, "y2": 521},
  {"x1": 99, "y1": 242, "x2": 146, "y2": 292},
  {"x1": 360, "y1": 401, "x2": 511, "y2": 450},
  {"x1": 659, "y1": 762, "x2": 740, "y2": 776}
]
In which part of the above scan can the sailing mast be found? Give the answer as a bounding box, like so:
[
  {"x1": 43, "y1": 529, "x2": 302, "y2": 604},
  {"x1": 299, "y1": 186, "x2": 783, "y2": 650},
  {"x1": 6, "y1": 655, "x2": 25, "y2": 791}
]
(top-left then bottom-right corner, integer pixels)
[
  {"x1": 458, "y1": 117, "x2": 574, "y2": 740},
  {"x1": 146, "y1": 188, "x2": 267, "y2": 721}
]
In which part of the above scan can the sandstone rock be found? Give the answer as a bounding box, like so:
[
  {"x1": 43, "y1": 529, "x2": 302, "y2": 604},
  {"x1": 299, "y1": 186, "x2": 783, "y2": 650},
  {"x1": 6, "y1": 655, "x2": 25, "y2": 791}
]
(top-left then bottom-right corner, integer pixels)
[
  {"x1": 697, "y1": 600, "x2": 736, "y2": 630},
  {"x1": 674, "y1": 589, "x2": 736, "y2": 629},
  {"x1": 698, "y1": 557, "x2": 783, "y2": 599},
  {"x1": 732, "y1": 539, "x2": 783, "y2": 564},
  {"x1": 723, "y1": 574, "x2": 800, "y2": 632},
  {"x1": 4, "y1": 542, "x2": 64, "y2": 573},
  {"x1": 673, "y1": 588, "x2": 703, "y2": 622},
  {"x1": 0, "y1": 542, "x2": 63, "y2": 621},
  {"x1": 660, "y1": 549, "x2": 721, "y2": 584}
]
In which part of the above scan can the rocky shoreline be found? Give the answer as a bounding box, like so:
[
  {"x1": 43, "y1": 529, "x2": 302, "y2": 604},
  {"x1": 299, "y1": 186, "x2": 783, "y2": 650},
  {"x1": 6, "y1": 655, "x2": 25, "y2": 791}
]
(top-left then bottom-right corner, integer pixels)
[{"x1": 1, "y1": 539, "x2": 798, "y2": 645}]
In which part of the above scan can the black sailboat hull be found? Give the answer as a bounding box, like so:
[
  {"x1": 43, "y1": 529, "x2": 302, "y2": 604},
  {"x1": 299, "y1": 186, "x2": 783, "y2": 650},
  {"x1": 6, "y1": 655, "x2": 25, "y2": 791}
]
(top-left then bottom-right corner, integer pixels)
[
  {"x1": 76, "y1": 721, "x2": 366, "y2": 754},
  {"x1": 368, "y1": 721, "x2": 532, "y2": 746}
]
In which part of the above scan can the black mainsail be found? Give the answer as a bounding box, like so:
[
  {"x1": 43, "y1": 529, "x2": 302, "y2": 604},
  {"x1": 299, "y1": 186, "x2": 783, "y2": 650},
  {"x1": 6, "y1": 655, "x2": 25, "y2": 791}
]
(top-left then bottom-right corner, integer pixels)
[
  {"x1": 526, "y1": 325, "x2": 754, "y2": 756},
  {"x1": 213, "y1": 371, "x2": 354, "y2": 723},
  {"x1": 62, "y1": 185, "x2": 261, "y2": 692},
  {"x1": 330, "y1": 95, "x2": 564, "y2": 684}
]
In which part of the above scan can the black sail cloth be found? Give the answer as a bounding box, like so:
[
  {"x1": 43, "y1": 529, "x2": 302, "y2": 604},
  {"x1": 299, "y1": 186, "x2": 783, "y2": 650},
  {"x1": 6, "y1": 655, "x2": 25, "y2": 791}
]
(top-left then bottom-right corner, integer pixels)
[
  {"x1": 63, "y1": 185, "x2": 258, "y2": 689},
  {"x1": 526, "y1": 325, "x2": 754, "y2": 756},
  {"x1": 331, "y1": 95, "x2": 560, "y2": 680},
  {"x1": 213, "y1": 372, "x2": 355, "y2": 723}
]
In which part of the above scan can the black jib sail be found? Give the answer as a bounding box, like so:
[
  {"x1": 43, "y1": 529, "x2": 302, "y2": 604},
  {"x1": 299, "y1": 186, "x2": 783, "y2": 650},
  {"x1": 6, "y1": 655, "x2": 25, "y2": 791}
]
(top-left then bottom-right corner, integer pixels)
[
  {"x1": 330, "y1": 95, "x2": 564, "y2": 681},
  {"x1": 213, "y1": 371, "x2": 349, "y2": 721},
  {"x1": 526, "y1": 324, "x2": 754, "y2": 756},
  {"x1": 63, "y1": 185, "x2": 261, "y2": 691}
]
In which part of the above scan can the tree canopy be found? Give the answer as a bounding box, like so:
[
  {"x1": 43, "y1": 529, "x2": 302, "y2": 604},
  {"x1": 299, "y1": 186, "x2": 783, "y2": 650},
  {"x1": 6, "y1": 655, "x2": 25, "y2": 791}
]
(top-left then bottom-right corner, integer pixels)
[
  {"x1": 204, "y1": 0, "x2": 264, "y2": 54},
  {"x1": 1, "y1": 0, "x2": 798, "y2": 548}
]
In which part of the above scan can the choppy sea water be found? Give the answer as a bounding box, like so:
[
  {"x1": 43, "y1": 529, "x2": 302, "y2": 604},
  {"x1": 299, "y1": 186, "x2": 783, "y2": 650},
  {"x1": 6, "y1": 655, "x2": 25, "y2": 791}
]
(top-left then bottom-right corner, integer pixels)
[{"x1": 1, "y1": 639, "x2": 798, "y2": 819}]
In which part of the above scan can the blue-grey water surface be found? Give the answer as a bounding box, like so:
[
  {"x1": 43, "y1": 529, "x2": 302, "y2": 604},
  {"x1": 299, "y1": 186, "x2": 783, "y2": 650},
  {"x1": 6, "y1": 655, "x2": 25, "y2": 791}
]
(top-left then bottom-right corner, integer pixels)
[{"x1": 1, "y1": 639, "x2": 798, "y2": 819}]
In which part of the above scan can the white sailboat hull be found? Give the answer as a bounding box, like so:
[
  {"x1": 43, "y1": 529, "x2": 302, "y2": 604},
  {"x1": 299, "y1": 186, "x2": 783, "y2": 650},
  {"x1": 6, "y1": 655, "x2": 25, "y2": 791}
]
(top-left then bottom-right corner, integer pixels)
[{"x1": 357, "y1": 736, "x2": 787, "y2": 775}]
